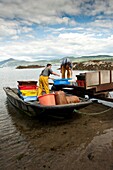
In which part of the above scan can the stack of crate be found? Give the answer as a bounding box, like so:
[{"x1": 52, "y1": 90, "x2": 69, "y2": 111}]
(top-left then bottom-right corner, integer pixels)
[{"x1": 17, "y1": 81, "x2": 38, "y2": 102}]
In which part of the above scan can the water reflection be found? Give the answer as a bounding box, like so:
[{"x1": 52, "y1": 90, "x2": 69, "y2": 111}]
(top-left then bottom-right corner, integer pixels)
[{"x1": 2, "y1": 98, "x2": 113, "y2": 170}]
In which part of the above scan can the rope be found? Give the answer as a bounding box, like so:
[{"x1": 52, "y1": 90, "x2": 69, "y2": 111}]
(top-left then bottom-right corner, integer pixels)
[{"x1": 74, "y1": 107, "x2": 113, "y2": 116}]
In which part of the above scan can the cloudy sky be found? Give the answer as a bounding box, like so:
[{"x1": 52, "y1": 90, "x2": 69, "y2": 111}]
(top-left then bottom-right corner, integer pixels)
[{"x1": 0, "y1": 0, "x2": 113, "y2": 61}]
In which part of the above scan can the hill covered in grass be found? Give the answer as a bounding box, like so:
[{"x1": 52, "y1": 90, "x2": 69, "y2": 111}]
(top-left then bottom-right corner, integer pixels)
[{"x1": 0, "y1": 55, "x2": 113, "y2": 68}]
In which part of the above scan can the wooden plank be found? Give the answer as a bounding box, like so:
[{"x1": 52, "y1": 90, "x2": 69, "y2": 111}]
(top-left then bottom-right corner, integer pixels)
[{"x1": 95, "y1": 83, "x2": 113, "y2": 92}]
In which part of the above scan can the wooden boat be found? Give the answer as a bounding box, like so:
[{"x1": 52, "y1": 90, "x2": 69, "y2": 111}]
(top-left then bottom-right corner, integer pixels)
[{"x1": 3, "y1": 87, "x2": 92, "y2": 118}]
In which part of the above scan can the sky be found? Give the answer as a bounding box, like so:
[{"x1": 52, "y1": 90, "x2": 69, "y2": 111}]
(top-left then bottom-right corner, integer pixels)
[{"x1": 0, "y1": 0, "x2": 113, "y2": 61}]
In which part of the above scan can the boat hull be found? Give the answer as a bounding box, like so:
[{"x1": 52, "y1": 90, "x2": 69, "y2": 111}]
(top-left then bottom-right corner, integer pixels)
[{"x1": 3, "y1": 87, "x2": 92, "y2": 118}]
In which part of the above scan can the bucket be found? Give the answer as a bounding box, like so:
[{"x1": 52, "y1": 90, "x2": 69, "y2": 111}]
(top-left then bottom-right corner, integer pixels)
[{"x1": 38, "y1": 93, "x2": 56, "y2": 106}]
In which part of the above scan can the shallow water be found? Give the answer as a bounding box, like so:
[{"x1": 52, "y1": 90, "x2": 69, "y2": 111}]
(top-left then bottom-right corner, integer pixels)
[{"x1": 1, "y1": 67, "x2": 113, "y2": 170}]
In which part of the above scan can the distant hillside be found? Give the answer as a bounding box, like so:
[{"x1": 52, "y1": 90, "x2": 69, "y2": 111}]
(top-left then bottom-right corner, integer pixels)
[
  {"x1": 0, "y1": 58, "x2": 30, "y2": 67},
  {"x1": 51, "y1": 55, "x2": 113, "y2": 63},
  {"x1": 0, "y1": 58, "x2": 15, "y2": 66},
  {"x1": 0, "y1": 55, "x2": 113, "y2": 68},
  {"x1": 73, "y1": 55, "x2": 113, "y2": 62},
  {"x1": 0, "y1": 58, "x2": 48, "y2": 68}
]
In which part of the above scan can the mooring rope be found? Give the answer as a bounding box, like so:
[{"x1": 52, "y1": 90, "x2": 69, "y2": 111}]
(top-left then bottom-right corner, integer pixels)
[{"x1": 74, "y1": 107, "x2": 113, "y2": 116}]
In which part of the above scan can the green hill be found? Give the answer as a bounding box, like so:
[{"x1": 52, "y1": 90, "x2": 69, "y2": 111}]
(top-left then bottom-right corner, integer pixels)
[{"x1": 0, "y1": 55, "x2": 113, "y2": 68}]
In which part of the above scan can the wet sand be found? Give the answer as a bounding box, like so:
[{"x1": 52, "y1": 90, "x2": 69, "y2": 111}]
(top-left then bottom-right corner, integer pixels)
[{"x1": 1, "y1": 101, "x2": 113, "y2": 170}]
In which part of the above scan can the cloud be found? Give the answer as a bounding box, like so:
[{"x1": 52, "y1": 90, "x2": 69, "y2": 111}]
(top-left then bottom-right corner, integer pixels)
[
  {"x1": 0, "y1": 0, "x2": 113, "y2": 61},
  {"x1": 0, "y1": 31, "x2": 113, "y2": 61},
  {"x1": 1, "y1": 0, "x2": 113, "y2": 26}
]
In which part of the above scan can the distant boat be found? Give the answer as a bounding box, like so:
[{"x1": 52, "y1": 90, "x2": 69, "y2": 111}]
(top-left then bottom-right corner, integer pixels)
[{"x1": 3, "y1": 87, "x2": 92, "y2": 118}]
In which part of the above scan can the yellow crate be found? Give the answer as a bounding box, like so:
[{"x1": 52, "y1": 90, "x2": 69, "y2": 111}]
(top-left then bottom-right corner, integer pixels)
[{"x1": 20, "y1": 89, "x2": 38, "y2": 96}]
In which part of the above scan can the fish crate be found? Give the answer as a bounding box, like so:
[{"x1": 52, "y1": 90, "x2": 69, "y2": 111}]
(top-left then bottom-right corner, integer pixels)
[
  {"x1": 20, "y1": 95, "x2": 38, "y2": 102},
  {"x1": 53, "y1": 78, "x2": 71, "y2": 85},
  {"x1": 18, "y1": 85, "x2": 38, "y2": 90},
  {"x1": 19, "y1": 89, "x2": 38, "y2": 96},
  {"x1": 17, "y1": 81, "x2": 37, "y2": 86}
]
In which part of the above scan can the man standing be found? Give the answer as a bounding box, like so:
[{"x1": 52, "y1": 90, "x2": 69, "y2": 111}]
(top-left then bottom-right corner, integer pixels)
[
  {"x1": 61, "y1": 58, "x2": 73, "y2": 78},
  {"x1": 37, "y1": 64, "x2": 60, "y2": 96}
]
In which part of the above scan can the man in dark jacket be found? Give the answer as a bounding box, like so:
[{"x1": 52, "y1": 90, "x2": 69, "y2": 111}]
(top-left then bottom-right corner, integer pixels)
[{"x1": 61, "y1": 58, "x2": 73, "y2": 78}]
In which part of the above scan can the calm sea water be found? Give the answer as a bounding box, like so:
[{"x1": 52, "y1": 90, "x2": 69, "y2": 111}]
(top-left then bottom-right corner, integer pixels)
[{"x1": 1, "y1": 67, "x2": 113, "y2": 170}]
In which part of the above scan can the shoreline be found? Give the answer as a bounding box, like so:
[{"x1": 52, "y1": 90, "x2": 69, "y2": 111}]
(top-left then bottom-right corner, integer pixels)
[{"x1": 15, "y1": 60, "x2": 113, "y2": 70}]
